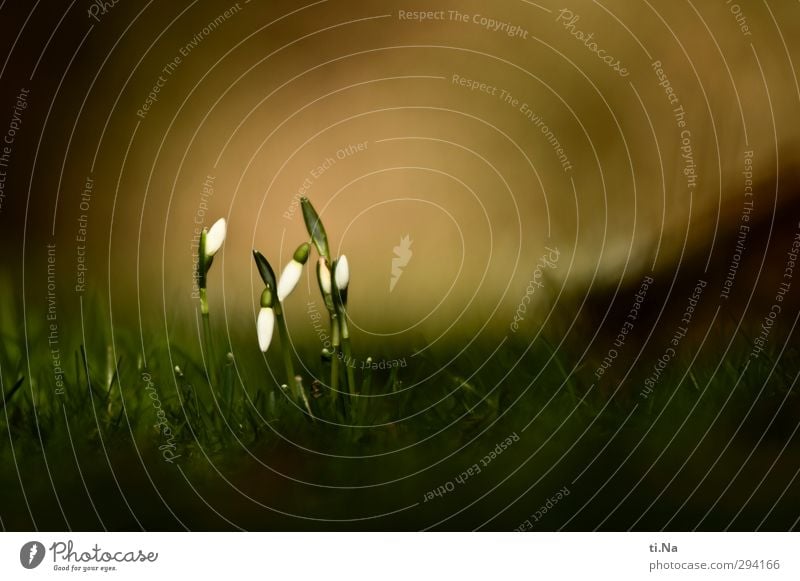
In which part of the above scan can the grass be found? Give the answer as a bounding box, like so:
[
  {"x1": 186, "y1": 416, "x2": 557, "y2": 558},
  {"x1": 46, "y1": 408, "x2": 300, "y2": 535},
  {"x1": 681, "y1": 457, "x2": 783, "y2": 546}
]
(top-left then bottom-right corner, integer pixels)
[
  {"x1": 1, "y1": 296, "x2": 798, "y2": 531},
  {"x1": 1, "y1": 201, "x2": 797, "y2": 530}
]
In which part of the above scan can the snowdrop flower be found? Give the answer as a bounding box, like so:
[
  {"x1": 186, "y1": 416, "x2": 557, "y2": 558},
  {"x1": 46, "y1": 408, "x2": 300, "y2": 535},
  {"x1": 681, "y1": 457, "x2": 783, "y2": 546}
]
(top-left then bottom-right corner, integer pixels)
[
  {"x1": 277, "y1": 243, "x2": 310, "y2": 302},
  {"x1": 204, "y1": 218, "x2": 227, "y2": 258},
  {"x1": 335, "y1": 254, "x2": 349, "y2": 291},
  {"x1": 257, "y1": 307, "x2": 275, "y2": 352},
  {"x1": 198, "y1": 217, "x2": 227, "y2": 318},
  {"x1": 257, "y1": 287, "x2": 275, "y2": 352},
  {"x1": 317, "y1": 257, "x2": 332, "y2": 295}
]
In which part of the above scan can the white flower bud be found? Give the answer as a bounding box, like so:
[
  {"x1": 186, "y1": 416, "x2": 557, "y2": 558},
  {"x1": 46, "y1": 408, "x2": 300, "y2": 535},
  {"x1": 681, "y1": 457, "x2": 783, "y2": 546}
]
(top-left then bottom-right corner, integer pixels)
[
  {"x1": 257, "y1": 307, "x2": 275, "y2": 352},
  {"x1": 277, "y1": 260, "x2": 304, "y2": 302},
  {"x1": 318, "y1": 257, "x2": 332, "y2": 295},
  {"x1": 204, "y1": 218, "x2": 227, "y2": 257},
  {"x1": 335, "y1": 254, "x2": 349, "y2": 291}
]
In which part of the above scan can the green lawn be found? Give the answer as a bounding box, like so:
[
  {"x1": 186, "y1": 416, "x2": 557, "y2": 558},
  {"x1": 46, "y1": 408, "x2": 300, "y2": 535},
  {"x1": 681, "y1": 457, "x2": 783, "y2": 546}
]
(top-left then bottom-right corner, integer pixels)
[{"x1": 1, "y1": 295, "x2": 798, "y2": 531}]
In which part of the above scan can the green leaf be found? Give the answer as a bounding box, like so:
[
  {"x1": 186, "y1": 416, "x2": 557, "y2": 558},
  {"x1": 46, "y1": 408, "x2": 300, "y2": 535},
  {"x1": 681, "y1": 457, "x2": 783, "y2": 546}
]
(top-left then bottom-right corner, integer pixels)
[
  {"x1": 300, "y1": 197, "x2": 330, "y2": 259},
  {"x1": 3, "y1": 376, "x2": 24, "y2": 406},
  {"x1": 253, "y1": 250, "x2": 276, "y2": 291}
]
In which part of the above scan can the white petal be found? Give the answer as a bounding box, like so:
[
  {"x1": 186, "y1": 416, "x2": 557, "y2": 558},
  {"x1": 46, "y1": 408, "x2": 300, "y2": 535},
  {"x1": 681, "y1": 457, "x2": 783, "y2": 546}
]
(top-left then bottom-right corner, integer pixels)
[
  {"x1": 318, "y1": 258, "x2": 332, "y2": 295},
  {"x1": 335, "y1": 255, "x2": 349, "y2": 291},
  {"x1": 257, "y1": 307, "x2": 275, "y2": 352},
  {"x1": 205, "y1": 218, "x2": 227, "y2": 257},
  {"x1": 277, "y1": 260, "x2": 303, "y2": 302}
]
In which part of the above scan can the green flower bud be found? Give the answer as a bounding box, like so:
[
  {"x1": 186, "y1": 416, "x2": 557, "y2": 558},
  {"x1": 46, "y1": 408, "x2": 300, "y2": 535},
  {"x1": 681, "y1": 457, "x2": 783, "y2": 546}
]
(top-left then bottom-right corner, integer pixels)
[
  {"x1": 260, "y1": 287, "x2": 273, "y2": 308},
  {"x1": 293, "y1": 242, "x2": 311, "y2": 264}
]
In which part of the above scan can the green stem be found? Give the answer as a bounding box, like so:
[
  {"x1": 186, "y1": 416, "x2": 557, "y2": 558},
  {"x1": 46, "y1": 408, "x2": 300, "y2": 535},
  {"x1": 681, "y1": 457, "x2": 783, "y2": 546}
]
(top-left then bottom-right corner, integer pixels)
[
  {"x1": 362, "y1": 358, "x2": 373, "y2": 396},
  {"x1": 274, "y1": 303, "x2": 313, "y2": 420},
  {"x1": 339, "y1": 311, "x2": 357, "y2": 399},
  {"x1": 273, "y1": 303, "x2": 296, "y2": 399},
  {"x1": 330, "y1": 312, "x2": 341, "y2": 393},
  {"x1": 200, "y1": 287, "x2": 217, "y2": 384},
  {"x1": 358, "y1": 357, "x2": 373, "y2": 423},
  {"x1": 332, "y1": 312, "x2": 350, "y2": 419}
]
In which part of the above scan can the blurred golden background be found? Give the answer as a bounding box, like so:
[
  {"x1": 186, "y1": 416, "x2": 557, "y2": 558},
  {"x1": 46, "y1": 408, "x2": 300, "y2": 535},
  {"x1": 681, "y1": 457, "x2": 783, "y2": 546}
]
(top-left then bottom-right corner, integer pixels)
[{"x1": 2, "y1": 0, "x2": 799, "y2": 350}]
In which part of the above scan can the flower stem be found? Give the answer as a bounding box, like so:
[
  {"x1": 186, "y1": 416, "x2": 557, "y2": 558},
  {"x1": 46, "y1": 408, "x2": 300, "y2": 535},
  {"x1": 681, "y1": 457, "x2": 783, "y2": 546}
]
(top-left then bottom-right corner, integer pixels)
[
  {"x1": 273, "y1": 303, "x2": 314, "y2": 419},
  {"x1": 331, "y1": 312, "x2": 347, "y2": 418},
  {"x1": 200, "y1": 287, "x2": 217, "y2": 384},
  {"x1": 339, "y1": 310, "x2": 357, "y2": 400},
  {"x1": 273, "y1": 302, "x2": 296, "y2": 399},
  {"x1": 330, "y1": 313, "x2": 340, "y2": 390},
  {"x1": 357, "y1": 357, "x2": 373, "y2": 423}
]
